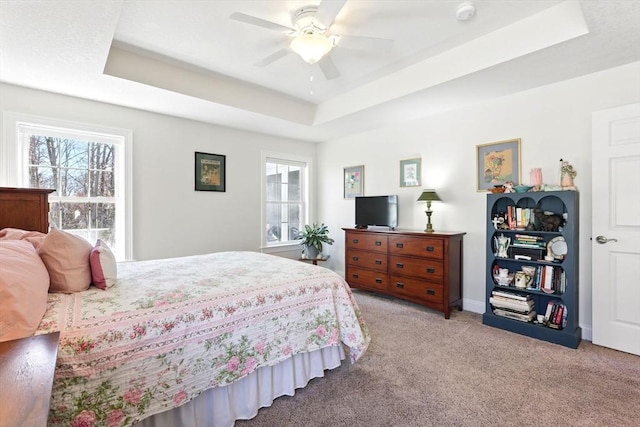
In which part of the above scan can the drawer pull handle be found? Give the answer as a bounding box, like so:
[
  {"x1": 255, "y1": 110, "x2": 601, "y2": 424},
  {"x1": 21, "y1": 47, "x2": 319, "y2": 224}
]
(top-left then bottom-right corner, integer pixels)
[
  {"x1": 375, "y1": 241, "x2": 382, "y2": 246},
  {"x1": 375, "y1": 278, "x2": 383, "y2": 284},
  {"x1": 352, "y1": 256, "x2": 359, "y2": 261},
  {"x1": 396, "y1": 263, "x2": 404, "y2": 268},
  {"x1": 396, "y1": 282, "x2": 405, "y2": 288},
  {"x1": 426, "y1": 268, "x2": 435, "y2": 274},
  {"x1": 352, "y1": 273, "x2": 359, "y2": 279},
  {"x1": 426, "y1": 289, "x2": 436, "y2": 295},
  {"x1": 375, "y1": 260, "x2": 382, "y2": 265},
  {"x1": 352, "y1": 239, "x2": 359, "y2": 244},
  {"x1": 426, "y1": 246, "x2": 435, "y2": 252},
  {"x1": 396, "y1": 243, "x2": 404, "y2": 248}
]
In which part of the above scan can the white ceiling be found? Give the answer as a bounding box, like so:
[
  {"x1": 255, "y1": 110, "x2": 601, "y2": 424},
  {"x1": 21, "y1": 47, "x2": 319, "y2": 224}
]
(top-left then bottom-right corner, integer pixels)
[{"x1": 1, "y1": 0, "x2": 639, "y2": 143}]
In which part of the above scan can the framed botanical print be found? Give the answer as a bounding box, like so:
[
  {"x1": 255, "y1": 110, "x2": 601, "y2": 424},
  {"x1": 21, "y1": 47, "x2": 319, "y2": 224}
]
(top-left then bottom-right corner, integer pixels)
[
  {"x1": 195, "y1": 152, "x2": 226, "y2": 192},
  {"x1": 344, "y1": 165, "x2": 364, "y2": 199},
  {"x1": 400, "y1": 158, "x2": 421, "y2": 187},
  {"x1": 476, "y1": 139, "x2": 521, "y2": 191}
]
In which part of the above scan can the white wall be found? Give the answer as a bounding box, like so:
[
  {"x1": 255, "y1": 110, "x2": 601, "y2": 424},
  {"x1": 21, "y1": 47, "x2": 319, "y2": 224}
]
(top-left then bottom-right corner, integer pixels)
[
  {"x1": 0, "y1": 83, "x2": 317, "y2": 261},
  {"x1": 2, "y1": 62, "x2": 639, "y2": 338},
  {"x1": 317, "y1": 61, "x2": 640, "y2": 339}
]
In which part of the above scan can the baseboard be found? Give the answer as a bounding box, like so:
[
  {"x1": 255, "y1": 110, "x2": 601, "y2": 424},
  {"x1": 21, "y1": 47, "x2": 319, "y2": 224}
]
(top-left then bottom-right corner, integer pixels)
[{"x1": 462, "y1": 298, "x2": 484, "y2": 314}]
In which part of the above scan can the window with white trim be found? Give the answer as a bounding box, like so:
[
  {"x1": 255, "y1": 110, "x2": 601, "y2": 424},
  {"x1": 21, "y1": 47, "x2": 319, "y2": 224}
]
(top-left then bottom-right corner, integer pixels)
[
  {"x1": 263, "y1": 156, "x2": 308, "y2": 247},
  {"x1": 2, "y1": 113, "x2": 132, "y2": 260}
]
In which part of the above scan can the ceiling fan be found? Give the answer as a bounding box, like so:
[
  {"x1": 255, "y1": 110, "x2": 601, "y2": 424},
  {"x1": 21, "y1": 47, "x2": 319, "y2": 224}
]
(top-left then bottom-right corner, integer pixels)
[{"x1": 229, "y1": 0, "x2": 394, "y2": 80}]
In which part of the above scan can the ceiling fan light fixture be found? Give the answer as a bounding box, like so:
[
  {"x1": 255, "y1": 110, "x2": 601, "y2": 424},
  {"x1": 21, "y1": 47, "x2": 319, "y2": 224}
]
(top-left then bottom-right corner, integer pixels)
[{"x1": 290, "y1": 33, "x2": 333, "y2": 64}]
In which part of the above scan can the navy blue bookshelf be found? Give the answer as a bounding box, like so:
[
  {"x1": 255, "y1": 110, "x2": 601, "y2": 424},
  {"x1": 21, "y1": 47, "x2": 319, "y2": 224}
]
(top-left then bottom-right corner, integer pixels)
[{"x1": 482, "y1": 191, "x2": 581, "y2": 348}]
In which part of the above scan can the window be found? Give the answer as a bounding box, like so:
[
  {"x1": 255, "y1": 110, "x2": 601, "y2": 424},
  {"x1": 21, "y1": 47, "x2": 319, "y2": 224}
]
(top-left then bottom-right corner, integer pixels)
[
  {"x1": 263, "y1": 154, "x2": 310, "y2": 247},
  {"x1": 2, "y1": 113, "x2": 132, "y2": 260}
]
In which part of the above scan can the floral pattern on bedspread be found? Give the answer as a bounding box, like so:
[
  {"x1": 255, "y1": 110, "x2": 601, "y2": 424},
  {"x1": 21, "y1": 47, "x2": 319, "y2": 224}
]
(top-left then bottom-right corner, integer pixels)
[{"x1": 37, "y1": 251, "x2": 370, "y2": 427}]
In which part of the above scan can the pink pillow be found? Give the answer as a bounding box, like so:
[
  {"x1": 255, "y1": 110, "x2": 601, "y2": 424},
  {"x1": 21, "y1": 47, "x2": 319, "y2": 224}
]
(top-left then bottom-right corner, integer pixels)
[
  {"x1": 0, "y1": 240, "x2": 50, "y2": 342},
  {"x1": 0, "y1": 227, "x2": 46, "y2": 249},
  {"x1": 38, "y1": 229, "x2": 93, "y2": 293},
  {"x1": 90, "y1": 239, "x2": 117, "y2": 290}
]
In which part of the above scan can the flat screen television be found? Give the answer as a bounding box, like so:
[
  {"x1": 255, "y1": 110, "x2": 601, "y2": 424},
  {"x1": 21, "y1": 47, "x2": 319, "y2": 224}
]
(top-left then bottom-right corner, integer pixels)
[{"x1": 355, "y1": 195, "x2": 398, "y2": 230}]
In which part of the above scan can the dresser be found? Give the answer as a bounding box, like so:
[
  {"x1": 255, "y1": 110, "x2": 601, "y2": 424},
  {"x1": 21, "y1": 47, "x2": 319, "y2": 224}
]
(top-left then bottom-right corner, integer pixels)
[
  {"x1": 343, "y1": 228, "x2": 465, "y2": 318},
  {"x1": 0, "y1": 187, "x2": 54, "y2": 232}
]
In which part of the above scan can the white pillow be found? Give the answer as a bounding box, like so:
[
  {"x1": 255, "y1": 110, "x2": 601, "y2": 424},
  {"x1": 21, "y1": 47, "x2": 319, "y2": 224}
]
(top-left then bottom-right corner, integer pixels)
[{"x1": 90, "y1": 239, "x2": 117, "y2": 289}]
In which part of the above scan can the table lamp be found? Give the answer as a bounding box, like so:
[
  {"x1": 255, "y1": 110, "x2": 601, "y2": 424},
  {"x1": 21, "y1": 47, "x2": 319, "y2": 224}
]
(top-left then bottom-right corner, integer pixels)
[{"x1": 417, "y1": 189, "x2": 442, "y2": 233}]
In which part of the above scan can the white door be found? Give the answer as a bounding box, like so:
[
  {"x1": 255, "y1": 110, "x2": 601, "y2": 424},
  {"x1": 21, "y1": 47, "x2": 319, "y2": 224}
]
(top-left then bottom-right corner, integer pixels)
[{"x1": 591, "y1": 102, "x2": 640, "y2": 356}]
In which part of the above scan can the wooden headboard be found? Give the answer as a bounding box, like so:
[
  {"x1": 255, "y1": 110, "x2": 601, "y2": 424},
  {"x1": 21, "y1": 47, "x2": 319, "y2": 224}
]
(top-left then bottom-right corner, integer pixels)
[{"x1": 0, "y1": 187, "x2": 54, "y2": 233}]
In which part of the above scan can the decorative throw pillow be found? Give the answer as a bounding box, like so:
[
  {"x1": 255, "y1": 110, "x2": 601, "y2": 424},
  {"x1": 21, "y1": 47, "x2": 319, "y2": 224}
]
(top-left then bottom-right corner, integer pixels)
[
  {"x1": 0, "y1": 240, "x2": 50, "y2": 342},
  {"x1": 38, "y1": 229, "x2": 93, "y2": 293},
  {"x1": 90, "y1": 239, "x2": 117, "y2": 290}
]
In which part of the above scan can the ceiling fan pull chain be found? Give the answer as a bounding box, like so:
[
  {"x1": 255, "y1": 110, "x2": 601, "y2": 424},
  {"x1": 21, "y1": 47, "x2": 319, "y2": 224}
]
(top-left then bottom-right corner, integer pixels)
[{"x1": 310, "y1": 71, "x2": 314, "y2": 96}]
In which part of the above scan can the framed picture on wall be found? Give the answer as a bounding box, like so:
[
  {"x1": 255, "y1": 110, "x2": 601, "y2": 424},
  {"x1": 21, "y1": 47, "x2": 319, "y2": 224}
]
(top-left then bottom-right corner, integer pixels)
[
  {"x1": 476, "y1": 138, "x2": 521, "y2": 191},
  {"x1": 400, "y1": 158, "x2": 421, "y2": 187},
  {"x1": 344, "y1": 165, "x2": 364, "y2": 199},
  {"x1": 195, "y1": 152, "x2": 226, "y2": 192}
]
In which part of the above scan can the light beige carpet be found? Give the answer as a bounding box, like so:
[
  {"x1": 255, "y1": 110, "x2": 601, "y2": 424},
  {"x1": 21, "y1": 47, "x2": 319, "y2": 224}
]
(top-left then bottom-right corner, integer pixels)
[{"x1": 237, "y1": 290, "x2": 640, "y2": 427}]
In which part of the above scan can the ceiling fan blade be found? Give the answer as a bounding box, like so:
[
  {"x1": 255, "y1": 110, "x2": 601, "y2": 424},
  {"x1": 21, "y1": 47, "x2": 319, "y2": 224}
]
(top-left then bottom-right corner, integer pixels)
[
  {"x1": 254, "y1": 48, "x2": 292, "y2": 67},
  {"x1": 336, "y1": 35, "x2": 394, "y2": 52},
  {"x1": 318, "y1": 54, "x2": 340, "y2": 80},
  {"x1": 230, "y1": 12, "x2": 295, "y2": 33},
  {"x1": 314, "y1": 0, "x2": 348, "y2": 29}
]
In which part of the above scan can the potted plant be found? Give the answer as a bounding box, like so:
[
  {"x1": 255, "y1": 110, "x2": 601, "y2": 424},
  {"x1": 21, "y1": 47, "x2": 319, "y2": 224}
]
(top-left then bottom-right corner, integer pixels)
[{"x1": 296, "y1": 223, "x2": 334, "y2": 259}]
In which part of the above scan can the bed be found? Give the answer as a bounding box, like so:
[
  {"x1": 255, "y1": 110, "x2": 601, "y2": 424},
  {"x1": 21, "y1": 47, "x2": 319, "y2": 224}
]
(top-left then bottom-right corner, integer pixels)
[{"x1": 0, "y1": 187, "x2": 370, "y2": 427}]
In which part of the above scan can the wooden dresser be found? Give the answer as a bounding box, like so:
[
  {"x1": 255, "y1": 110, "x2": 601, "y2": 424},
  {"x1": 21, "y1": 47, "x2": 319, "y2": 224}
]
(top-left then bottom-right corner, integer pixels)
[
  {"x1": 343, "y1": 228, "x2": 465, "y2": 318},
  {"x1": 0, "y1": 187, "x2": 54, "y2": 232}
]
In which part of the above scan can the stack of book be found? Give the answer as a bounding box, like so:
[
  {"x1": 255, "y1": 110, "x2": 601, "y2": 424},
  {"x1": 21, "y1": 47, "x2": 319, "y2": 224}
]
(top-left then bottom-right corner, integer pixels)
[
  {"x1": 543, "y1": 301, "x2": 567, "y2": 329},
  {"x1": 510, "y1": 234, "x2": 546, "y2": 261},
  {"x1": 489, "y1": 290, "x2": 535, "y2": 322},
  {"x1": 512, "y1": 234, "x2": 546, "y2": 249}
]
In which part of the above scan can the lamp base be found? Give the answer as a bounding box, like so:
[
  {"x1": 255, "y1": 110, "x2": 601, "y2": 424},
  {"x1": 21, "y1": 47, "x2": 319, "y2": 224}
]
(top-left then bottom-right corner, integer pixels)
[{"x1": 425, "y1": 207, "x2": 434, "y2": 233}]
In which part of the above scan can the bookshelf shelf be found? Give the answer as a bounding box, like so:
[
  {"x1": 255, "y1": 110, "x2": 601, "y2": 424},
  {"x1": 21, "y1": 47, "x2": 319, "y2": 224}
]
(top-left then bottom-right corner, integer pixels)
[{"x1": 482, "y1": 191, "x2": 581, "y2": 348}]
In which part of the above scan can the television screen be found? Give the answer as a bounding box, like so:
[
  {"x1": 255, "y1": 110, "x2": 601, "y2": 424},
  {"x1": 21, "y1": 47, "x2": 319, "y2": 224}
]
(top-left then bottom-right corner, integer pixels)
[{"x1": 355, "y1": 195, "x2": 398, "y2": 229}]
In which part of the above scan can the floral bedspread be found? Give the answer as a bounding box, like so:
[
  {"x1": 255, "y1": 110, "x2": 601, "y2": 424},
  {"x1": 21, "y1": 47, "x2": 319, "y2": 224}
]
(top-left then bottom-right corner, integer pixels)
[{"x1": 36, "y1": 251, "x2": 370, "y2": 427}]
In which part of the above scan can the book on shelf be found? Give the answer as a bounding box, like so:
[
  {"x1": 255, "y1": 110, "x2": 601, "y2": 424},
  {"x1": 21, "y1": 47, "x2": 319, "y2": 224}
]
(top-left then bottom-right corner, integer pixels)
[
  {"x1": 543, "y1": 265, "x2": 554, "y2": 291},
  {"x1": 489, "y1": 297, "x2": 534, "y2": 313},
  {"x1": 543, "y1": 301, "x2": 567, "y2": 329},
  {"x1": 491, "y1": 290, "x2": 531, "y2": 301},
  {"x1": 489, "y1": 294, "x2": 534, "y2": 305},
  {"x1": 493, "y1": 308, "x2": 536, "y2": 322}
]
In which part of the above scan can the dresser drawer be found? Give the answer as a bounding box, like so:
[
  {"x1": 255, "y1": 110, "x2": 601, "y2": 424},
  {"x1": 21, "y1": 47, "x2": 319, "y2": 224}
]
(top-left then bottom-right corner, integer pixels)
[
  {"x1": 346, "y1": 249, "x2": 387, "y2": 271},
  {"x1": 388, "y1": 255, "x2": 444, "y2": 282},
  {"x1": 345, "y1": 266, "x2": 388, "y2": 291},
  {"x1": 345, "y1": 232, "x2": 388, "y2": 253},
  {"x1": 389, "y1": 236, "x2": 444, "y2": 260},
  {"x1": 389, "y1": 275, "x2": 444, "y2": 305}
]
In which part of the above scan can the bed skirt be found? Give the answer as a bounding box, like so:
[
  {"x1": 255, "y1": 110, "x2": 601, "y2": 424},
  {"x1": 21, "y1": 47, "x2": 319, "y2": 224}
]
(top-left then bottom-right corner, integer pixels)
[{"x1": 133, "y1": 345, "x2": 346, "y2": 427}]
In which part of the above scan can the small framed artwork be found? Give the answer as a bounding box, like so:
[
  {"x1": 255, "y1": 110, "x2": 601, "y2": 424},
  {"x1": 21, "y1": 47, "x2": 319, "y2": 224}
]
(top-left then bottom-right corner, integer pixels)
[
  {"x1": 344, "y1": 165, "x2": 364, "y2": 199},
  {"x1": 476, "y1": 138, "x2": 521, "y2": 192},
  {"x1": 400, "y1": 158, "x2": 421, "y2": 187},
  {"x1": 195, "y1": 152, "x2": 226, "y2": 192}
]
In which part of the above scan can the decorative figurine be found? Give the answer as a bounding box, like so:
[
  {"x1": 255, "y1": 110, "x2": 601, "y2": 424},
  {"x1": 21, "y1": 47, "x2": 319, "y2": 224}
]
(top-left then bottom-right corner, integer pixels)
[
  {"x1": 559, "y1": 159, "x2": 577, "y2": 189},
  {"x1": 529, "y1": 168, "x2": 542, "y2": 191},
  {"x1": 503, "y1": 181, "x2": 515, "y2": 193}
]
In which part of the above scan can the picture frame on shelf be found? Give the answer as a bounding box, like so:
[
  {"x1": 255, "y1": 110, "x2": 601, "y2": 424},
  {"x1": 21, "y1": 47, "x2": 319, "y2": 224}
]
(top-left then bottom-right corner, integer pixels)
[
  {"x1": 344, "y1": 165, "x2": 364, "y2": 199},
  {"x1": 400, "y1": 158, "x2": 421, "y2": 187},
  {"x1": 476, "y1": 138, "x2": 521, "y2": 192},
  {"x1": 195, "y1": 152, "x2": 226, "y2": 192}
]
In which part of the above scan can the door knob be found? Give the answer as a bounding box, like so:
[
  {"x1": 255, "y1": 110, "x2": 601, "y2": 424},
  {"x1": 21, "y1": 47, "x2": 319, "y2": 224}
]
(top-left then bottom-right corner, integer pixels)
[{"x1": 595, "y1": 235, "x2": 618, "y2": 244}]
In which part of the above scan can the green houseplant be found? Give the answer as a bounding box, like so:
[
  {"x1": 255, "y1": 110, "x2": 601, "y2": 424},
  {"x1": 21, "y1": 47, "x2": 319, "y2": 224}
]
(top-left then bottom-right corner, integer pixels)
[{"x1": 297, "y1": 223, "x2": 334, "y2": 259}]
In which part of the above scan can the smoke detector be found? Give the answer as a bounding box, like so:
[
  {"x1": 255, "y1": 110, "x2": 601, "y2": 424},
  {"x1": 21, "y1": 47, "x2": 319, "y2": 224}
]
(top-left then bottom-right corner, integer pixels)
[{"x1": 456, "y1": 1, "x2": 476, "y2": 21}]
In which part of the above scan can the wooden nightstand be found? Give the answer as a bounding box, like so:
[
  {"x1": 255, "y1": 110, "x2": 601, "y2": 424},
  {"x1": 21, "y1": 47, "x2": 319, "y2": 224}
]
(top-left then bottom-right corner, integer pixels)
[{"x1": 0, "y1": 332, "x2": 60, "y2": 427}]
